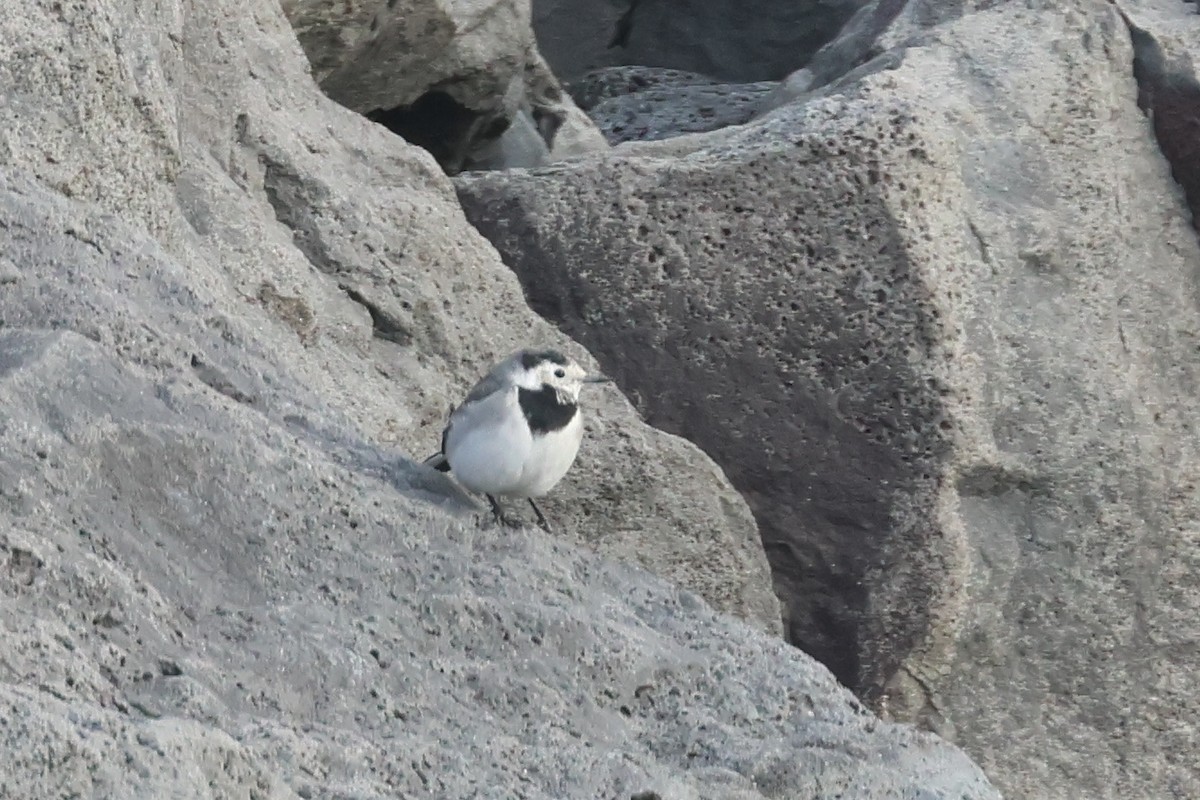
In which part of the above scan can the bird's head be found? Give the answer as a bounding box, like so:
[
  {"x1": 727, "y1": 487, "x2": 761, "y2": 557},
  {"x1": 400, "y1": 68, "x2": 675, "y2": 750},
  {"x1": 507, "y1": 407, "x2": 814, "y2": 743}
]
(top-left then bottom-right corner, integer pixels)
[{"x1": 510, "y1": 349, "x2": 609, "y2": 402}]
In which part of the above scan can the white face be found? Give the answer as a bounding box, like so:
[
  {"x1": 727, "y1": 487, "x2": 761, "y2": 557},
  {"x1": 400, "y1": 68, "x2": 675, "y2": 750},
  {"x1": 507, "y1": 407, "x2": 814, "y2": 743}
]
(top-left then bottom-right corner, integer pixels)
[
  {"x1": 533, "y1": 358, "x2": 589, "y2": 401},
  {"x1": 511, "y1": 351, "x2": 604, "y2": 402}
]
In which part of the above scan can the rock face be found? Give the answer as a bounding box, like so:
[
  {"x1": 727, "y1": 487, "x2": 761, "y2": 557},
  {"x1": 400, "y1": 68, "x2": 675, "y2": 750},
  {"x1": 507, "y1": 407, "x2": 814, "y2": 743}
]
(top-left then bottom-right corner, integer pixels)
[
  {"x1": 533, "y1": 0, "x2": 869, "y2": 83},
  {"x1": 1122, "y1": 0, "x2": 1200, "y2": 231},
  {"x1": 0, "y1": 0, "x2": 1006, "y2": 796},
  {"x1": 456, "y1": 1, "x2": 1200, "y2": 798},
  {"x1": 1, "y1": 0, "x2": 783, "y2": 635},
  {"x1": 281, "y1": 0, "x2": 606, "y2": 171},
  {"x1": 0, "y1": 293, "x2": 998, "y2": 799},
  {"x1": 572, "y1": 66, "x2": 775, "y2": 144}
]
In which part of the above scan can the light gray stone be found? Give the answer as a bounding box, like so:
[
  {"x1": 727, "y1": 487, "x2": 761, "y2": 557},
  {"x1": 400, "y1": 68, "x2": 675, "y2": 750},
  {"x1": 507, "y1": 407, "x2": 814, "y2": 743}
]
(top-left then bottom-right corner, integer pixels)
[
  {"x1": 0, "y1": 0, "x2": 779, "y2": 633},
  {"x1": 755, "y1": 0, "x2": 1003, "y2": 115},
  {"x1": 456, "y1": 1, "x2": 1200, "y2": 798},
  {"x1": 282, "y1": 0, "x2": 532, "y2": 113},
  {"x1": 0, "y1": 228, "x2": 998, "y2": 798},
  {"x1": 280, "y1": 0, "x2": 606, "y2": 171},
  {"x1": 0, "y1": 0, "x2": 1000, "y2": 796}
]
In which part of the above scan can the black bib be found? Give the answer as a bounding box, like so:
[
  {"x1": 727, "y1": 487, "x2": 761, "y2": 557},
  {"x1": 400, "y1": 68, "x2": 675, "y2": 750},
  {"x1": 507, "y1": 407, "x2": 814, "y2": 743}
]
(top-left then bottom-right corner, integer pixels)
[{"x1": 518, "y1": 384, "x2": 578, "y2": 435}]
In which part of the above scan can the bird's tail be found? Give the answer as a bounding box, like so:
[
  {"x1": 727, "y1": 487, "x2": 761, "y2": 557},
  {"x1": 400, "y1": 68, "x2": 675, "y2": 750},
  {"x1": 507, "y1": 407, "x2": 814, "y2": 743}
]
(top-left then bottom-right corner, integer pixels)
[
  {"x1": 426, "y1": 404, "x2": 455, "y2": 472},
  {"x1": 423, "y1": 452, "x2": 451, "y2": 472}
]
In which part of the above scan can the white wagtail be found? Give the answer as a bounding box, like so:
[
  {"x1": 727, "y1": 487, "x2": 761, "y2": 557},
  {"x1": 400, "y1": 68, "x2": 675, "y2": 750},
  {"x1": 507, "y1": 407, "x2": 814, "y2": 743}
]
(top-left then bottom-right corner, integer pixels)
[{"x1": 425, "y1": 348, "x2": 610, "y2": 530}]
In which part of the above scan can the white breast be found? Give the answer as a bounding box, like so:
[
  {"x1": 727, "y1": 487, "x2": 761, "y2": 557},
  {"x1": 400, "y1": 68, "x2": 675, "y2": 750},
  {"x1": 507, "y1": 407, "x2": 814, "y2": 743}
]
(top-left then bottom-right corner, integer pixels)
[
  {"x1": 518, "y1": 412, "x2": 584, "y2": 498},
  {"x1": 444, "y1": 388, "x2": 585, "y2": 498}
]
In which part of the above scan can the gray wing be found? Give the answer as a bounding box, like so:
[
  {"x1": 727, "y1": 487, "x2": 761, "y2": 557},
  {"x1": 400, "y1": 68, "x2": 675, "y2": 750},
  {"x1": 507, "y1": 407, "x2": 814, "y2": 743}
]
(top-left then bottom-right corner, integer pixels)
[
  {"x1": 462, "y1": 352, "x2": 524, "y2": 405},
  {"x1": 443, "y1": 377, "x2": 523, "y2": 456},
  {"x1": 428, "y1": 355, "x2": 519, "y2": 466},
  {"x1": 462, "y1": 369, "x2": 509, "y2": 406}
]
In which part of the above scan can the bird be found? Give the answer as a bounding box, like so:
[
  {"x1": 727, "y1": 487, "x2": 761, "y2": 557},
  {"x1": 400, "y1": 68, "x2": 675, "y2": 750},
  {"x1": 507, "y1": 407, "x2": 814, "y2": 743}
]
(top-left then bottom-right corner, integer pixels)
[{"x1": 425, "y1": 348, "x2": 610, "y2": 530}]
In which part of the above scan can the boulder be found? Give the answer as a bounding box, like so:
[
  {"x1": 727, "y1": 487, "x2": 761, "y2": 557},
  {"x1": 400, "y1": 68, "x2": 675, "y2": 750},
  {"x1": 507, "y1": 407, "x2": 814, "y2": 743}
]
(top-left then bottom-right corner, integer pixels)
[
  {"x1": 455, "y1": 0, "x2": 1200, "y2": 797},
  {"x1": 0, "y1": 171, "x2": 996, "y2": 797},
  {"x1": 1118, "y1": 0, "x2": 1200, "y2": 230},
  {"x1": 571, "y1": 65, "x2": 728, "y2": 110},
  {"x1": 533, "y1": 0, "x2": 869, "y2": 83},
  {"x1": 572, "y1": 66, "x2": 775, "y2": 144},
  {"x1": 280, "y1": 0, "x2": 606, "y2": 171},
  {"x1": 0, "y1": 0, "x2": 782, "y2": 633}
]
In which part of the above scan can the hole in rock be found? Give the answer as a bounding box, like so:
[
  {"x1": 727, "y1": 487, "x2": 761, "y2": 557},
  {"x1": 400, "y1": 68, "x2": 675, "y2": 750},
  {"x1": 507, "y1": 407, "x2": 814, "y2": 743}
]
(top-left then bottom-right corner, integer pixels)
[{"x1": 367, "y1": 90, "x2": 495, "y2": 175}]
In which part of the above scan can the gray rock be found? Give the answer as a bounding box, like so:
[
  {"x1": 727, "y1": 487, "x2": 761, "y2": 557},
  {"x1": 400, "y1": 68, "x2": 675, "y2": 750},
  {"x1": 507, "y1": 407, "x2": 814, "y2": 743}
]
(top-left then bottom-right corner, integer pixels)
[
  {"x1": 0, "y1": 0, "x2": 998, "y2": 797},
  {"x1": 534, "y1": 0, "x2": 870, "y2": 83},
  {"x1": 533, "y1": 0, "x2": 631, "y2": 82},
  {"x1": 572, "y1": 67, "x2": 775, "y2": 144},
  {"x1": 756, "y1": 0, "x2": 1006, "y2": 113},
  {"x1": 456, "y1": 1, "x2": 1200, "y2": 797},
  {"x1": 589, "y1": 82, "x2": 774, "y2": 143},
  {"x1": 0, "y1": 319, "x2": 1001, "y2": 799},
  {"x1": 0, "y1": 256, "x2": 18, "y2": 284},
  {"x1": 0, "y1": 182, "x2": 998, "y2": 798},
  {"x1": 571, "y1": 65, "x2": 727, "y2": 111},
  {"x1": 281, "y1": 0, "x2": 526, "y2": 113},
  {"x1": 0, "y1": 0, "x2": 779, "y2": 633},
  {"x1": 469, "y1": 106, "x2": 555, "y2": 169},
  {"x1": 1118, "y1": 0, "x2": 1200, "y2": 230},
  {"x1": 465, "y1": 57, "x2": 612, "y2": 170},
  {"x1": 280, "y1": 0, "x2": 606, "y2": 171}
]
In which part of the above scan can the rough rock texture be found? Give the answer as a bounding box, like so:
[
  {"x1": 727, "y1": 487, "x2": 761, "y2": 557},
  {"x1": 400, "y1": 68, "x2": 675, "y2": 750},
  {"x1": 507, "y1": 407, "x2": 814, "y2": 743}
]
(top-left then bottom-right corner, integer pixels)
[
  {"x1": 1, "y1": 0, "x2": 782, "y2": 636},
  {"x1": 456, "y1": 1, "x2": 1200, "y2": 798},
  {"x1": 754, "y1": 0, "x2": 1042, "y2": 121},
  {"x1": 282, "y1": 0, "x2": 532, "y2": 112},
  {"x1": 462, "y1": 100, "x2": 945, "y2": 704},
  {"x1": 0, "y1": 0, "x2": 1008, "y2": 796},
  {"x1": 571, "y1": 65, "x2": 726, "y2": 110},
  {"x1": 534, "y1": 0, "x2": 869, "y2": 83},
  {"x1": 573, "y1": 67, "x2": 774, "y2": 144},
  {"x1": 0, "y1": 290, "x2": 999, "y2": 800},
  {"x1": 1121, "y1": 0, "x2": 1200, "y2": 230},
  {"x1": 281, "y1": 0, "x2": 606, "y2": 171}
]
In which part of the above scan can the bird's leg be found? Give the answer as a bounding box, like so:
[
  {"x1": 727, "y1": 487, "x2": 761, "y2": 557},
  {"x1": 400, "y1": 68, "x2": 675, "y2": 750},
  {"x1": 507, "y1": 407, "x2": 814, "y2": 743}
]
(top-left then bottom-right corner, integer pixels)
[
  {"x1": 527, "y1": 498, "x2": 551, "y2": 532},
  {"x1": 487, "y1": 494, "x2": 522, "y2": 529}
]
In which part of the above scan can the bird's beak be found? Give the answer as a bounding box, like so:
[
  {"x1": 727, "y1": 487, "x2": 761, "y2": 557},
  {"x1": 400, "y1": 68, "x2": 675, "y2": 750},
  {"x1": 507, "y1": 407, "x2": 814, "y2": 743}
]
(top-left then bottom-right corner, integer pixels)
[{"x1": 583, "y1": 374, "x2": 611, "y2": 384}]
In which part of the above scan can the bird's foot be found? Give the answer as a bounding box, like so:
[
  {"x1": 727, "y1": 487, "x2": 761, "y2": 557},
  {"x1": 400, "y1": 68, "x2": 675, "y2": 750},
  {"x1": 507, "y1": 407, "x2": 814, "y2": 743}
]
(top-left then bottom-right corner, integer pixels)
[
  {"x1": 487, "y1": 495, "x2": 524, "y2": 529},
  {"x1": 527, "y1": 498, "x2": 552, "y2": 533}
]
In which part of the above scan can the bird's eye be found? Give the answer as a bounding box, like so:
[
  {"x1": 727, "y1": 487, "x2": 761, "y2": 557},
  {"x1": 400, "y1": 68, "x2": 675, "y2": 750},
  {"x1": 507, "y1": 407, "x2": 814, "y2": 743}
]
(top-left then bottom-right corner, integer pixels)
[{"x1": 554, "y1": 368, "x2": 566, "y2": 378}]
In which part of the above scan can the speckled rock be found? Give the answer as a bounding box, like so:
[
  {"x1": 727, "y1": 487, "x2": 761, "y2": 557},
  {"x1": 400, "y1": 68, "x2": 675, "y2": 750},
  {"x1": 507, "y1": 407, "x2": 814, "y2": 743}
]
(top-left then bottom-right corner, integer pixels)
[
  {"x1": 0, "y1": 317, "x2": 1001, "y2": 800},
  {"x1": 573, "y1": 66, "x2": 774, "y2": 144},
  {"x1": 571, "y1": 65, "x2": 728, "y2": 111},
  {"x1": 1119, "y1": 0, "x2": 1200, "y2": 230},
  {"x1": 456, "y1": 1, "x2": 1200, "y2": 798},
  {"x1": 280, "y1": 0, "x2": 606, "y2": 171},
  {"x1": 0, "y1": 0, "x2": 781, "y2": 635},
  {"x1": 0, "y1": 0, "x2": 1006, "y2": 794}
]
